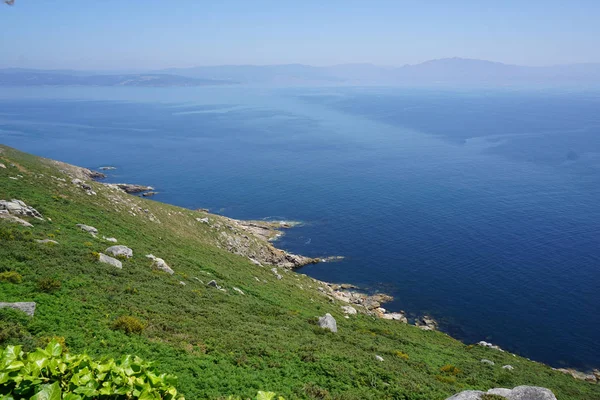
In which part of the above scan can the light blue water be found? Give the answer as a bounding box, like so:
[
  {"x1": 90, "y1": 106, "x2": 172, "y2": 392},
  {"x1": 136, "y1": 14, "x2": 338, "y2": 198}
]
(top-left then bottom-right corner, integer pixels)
[{"x1": 1, "y1": 86, "x2": 599, "y2": 370}]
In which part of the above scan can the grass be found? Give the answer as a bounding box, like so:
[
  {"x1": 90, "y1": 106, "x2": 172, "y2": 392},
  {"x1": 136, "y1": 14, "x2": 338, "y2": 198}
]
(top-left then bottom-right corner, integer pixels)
[{"x1": 0, "y1": 144, "x2": 599, "y2": 399}]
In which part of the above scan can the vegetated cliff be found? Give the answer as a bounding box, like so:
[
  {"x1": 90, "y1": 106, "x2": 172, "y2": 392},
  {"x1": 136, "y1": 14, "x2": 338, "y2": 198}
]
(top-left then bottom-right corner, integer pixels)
[{"x1": 0, "y1": 144, "x2": 598, "y2": 399}]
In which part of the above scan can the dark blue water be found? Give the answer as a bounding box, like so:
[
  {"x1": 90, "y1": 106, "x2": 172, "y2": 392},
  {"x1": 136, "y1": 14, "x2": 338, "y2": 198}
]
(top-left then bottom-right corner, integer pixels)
[{"x1": 1, "y1": 86, "x2": 599, "y2": 370}]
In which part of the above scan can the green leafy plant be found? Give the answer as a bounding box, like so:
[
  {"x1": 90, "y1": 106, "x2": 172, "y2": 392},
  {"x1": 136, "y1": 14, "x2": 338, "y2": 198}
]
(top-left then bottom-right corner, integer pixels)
[
  {"x1": 0, "y1": 271, "x2": 22, "y2": 284},
  {"x1": 111, "y1": 316, "x2": 146, "y2": 335},
  {"x1": 0, "y1": 340, "x2": 184, "y2": 399}
]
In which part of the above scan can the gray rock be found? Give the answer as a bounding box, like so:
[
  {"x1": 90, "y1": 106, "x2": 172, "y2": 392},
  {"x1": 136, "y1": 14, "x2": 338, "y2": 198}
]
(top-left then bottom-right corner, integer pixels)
[
  {"x1": 416, "y1": 315, "x2": 438, "y2": 331},
  {"x1": 0, "y1": 302, "x2": 36, "y2": 317},
  {"x1": 105, "y1": 245, "x2": 133, "y2": 258},
  {"x1": 249, "y1": 258, "x2": 263, "y2": 267},
  {"x1": 502, "y1": 365, "x2": 514, "y2": 370},
  {"x1": 179, "y1": 281, "x2": 186, "y2": 286},
  {"x1": 103, "y1": 237, "x2": 118, "y2": 243},
  {"x1": 341, "y1": 305, "x2": 357, "y2": 315},
  {"x1": 196, "y1": 217, "x2": 209, "y2": 223},
  {"x1": 99, "y1": 166, "x2": 116, "y2": 170},
  {"x1": 480, "y1": 359, "x2": 495, "y2": 366},
  {"x1": 146, "y1": 254, "x2": 174, "y2": 274},
  {"x1": 487, "y1": 388, "x2": 512, "y2": 396},
  {"x1": 233, "y1": 287, "x2": 245, "y2": 295},
  {"x1": 0, "y1": 199, "x2": 43, "y2": 219},
  {"x1": 446, "y1": 386, "x2": 557, "y2": 400},
  {"x1": 446, "y1": 390, "x2": 485, "y2": 400},
  {"x1": 207, "y1": 280, "x2": 222, "y2": 290},
  {"x1": 0, "y1": 214, "x2": 34, "y2": 227},
  {"x1": 318, "y1": 313, "x2": 337, "y2": 333},
  {"x1": 77, "y1": 224, "x2": 98, "y2": 235},
  {"x1": 478, "y1": 341, "x2": 504, "y2": 352},
  {"x1": 375, "y1": 355, "x2": 384, "y2": 362},
  {"x1": 381, "y1": 312, "x2": 408, "y2": 323},
  {"x1": 271, "y1": 267, "x2": 283, "y2": 280},
  {"x1": 35, "y1": 239, "x2": 58, "y2": 245},
  {"x1": 506, "y1": 386, "x2": 556, "y2": 400},
  {"x1": 114, "y1": 183, "x2": 154, "y2": 194},
  {"x1": 98, "y1": 253, "x2": 122, "y2": 269},
  {"x1": 0, "y1": 163, "x2": 6, "y2": 169}
]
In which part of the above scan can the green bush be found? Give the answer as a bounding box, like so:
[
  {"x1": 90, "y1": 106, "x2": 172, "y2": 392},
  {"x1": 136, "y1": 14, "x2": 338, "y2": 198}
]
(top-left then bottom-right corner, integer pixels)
[
  {"x1": 0, "y1": 340, "x2": 184, "y2": 399},
  {"x1": 37, "y1": 277, "x2": 62, "y2": 293},
  {"x1": 0, "y1": 271, "x2": 23, "y2": 284},
  {"x1": 111, "y1": 316, "x2": 146, "y2": 335},
  {"x1": 0, "y1": 308, "x2": 33, "y2": 348}
]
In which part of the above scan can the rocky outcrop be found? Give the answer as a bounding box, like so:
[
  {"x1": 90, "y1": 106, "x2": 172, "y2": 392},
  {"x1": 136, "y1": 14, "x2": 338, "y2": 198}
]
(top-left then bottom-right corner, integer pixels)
[
  {"x1": 318, "y1": 313, "x2": 337, "y2": 333},
  {"x1": 0, "y1": 199, "x2": 44, "y2": 219},
  {"x1": 446, "y1": 386, "x2": 556, "y2": 400},
  {"x1": 35, "y1": 239, "x2": 58, "y2": 244},
  {"x1": 341, "y1": 305, "x2": 357, "y2": 315},
  {"x1": 415, "y1": 315, "x2": 438, "y2": 331},
  {"x1": 113, "y1": 183, "x2": 154, "y2": 194},
  {"x1": 555, "y1": 368, "x2": 598, "y2": 383},
  {"x1": 71, "y1": 178, "x2": 96, "y2": 195},
  {"x1": 381, "y1": 312, "x2": 408, "y2": 323},
  {"x1": 77, "y1": 224, "x2": 98, "y2": 236},
  {"x1": 0, "y1": 214, "x2": 34, "y2": 227},
  {"x1": 215, "y1": 218, "x2": 319, "y2": 269},
  {"x1": 98, "y1": 253, "x2": 122, "y2": 269},
  {"x1": 478, "y1": 341, "x2": 504, "y2": 352},
  {"x1": 146, "y1": 254, "x2": 174, "y2": 275},
  {"x1": 0, "y1": 302, "x2": 36, "y2": 317},
  {"x1": 99, "y1": 166, "x2": 116, "y2": 170},
  {"x1": 105, "y1": 245, "x2": 133, "y2": 258},
  {"x1": 142, "y1": 191, "x2": 158, "y2": 197}
]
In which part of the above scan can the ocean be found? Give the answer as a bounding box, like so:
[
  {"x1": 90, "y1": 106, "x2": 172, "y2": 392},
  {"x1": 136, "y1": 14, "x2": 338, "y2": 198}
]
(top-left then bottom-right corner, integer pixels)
[{"x1": 1, "y1": 85, "x2": 599, "y2": 370}]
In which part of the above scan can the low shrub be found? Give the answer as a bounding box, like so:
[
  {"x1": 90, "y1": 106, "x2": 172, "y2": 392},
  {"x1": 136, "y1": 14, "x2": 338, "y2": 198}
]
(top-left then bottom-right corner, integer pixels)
[
  {"x1": 37, "y1": 335, "x2": 68, "y2": 352},
  {"x1": 0, "y1": 270, "x2": 23, "y2": 284},
  {"x1": 440, "y1": 364, "x2": 462, "y2": 375},
  {"x1": 0, "y1": 308, "x2": 32, "y2": 347},
  {"x1": 37, "y1": 277, "x2": 61, "y2": 292},
  {"x1": 0, "y1": 340, "x2": 184, "y2": 399},
  {"x1": 394, "y1": 350, "x2": 409, "y2": 360},
  {"x1": 111, "y1": 315, "x2": 146, "y2": 334}
]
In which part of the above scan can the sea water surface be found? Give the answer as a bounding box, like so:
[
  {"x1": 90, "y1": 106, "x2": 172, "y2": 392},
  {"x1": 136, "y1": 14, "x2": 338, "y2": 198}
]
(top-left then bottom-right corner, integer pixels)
[{"x1": 1, "y1": 86, "x2": 599, "y2": 370}]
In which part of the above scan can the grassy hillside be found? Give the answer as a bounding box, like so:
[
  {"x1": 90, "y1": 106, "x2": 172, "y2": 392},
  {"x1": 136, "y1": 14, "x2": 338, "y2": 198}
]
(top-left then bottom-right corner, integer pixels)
[{"x1": 0, "y1": 145, "x2": 598, "y2": 399}]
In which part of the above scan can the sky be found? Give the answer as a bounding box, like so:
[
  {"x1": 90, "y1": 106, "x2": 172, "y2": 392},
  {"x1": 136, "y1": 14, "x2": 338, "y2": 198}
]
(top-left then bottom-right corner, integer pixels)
[{"x1": 1, "y1": 0, "x2": 600, "y2": 70}]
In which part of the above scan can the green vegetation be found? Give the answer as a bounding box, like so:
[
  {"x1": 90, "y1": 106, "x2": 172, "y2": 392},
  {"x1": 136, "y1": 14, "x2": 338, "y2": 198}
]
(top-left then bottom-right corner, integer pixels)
[
  {"x1": 0, "y1": 271, "x2": 23, "y2": 284},
  {"x1": 0, "y1": 340, "x2": 183, "y2": 399},
  {"x1": 111, "y1": 316, "x2": 146, "y2": 335},
  {"x1": 1, "y1": 145, "x2": 599, "y2": 399},
  {"x1": 37, "y1": 277, "x2": 62, "y2": 293}
]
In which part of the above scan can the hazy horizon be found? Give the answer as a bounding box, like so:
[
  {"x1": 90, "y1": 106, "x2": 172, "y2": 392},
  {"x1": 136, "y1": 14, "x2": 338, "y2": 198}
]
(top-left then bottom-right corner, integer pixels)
[{"x1": 2, "y1": 1, "x2": 600, "y2": 70}]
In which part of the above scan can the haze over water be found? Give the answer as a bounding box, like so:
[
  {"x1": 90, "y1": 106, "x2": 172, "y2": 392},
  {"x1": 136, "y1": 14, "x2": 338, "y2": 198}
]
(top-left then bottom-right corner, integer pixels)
[{"x1": 1, "y1": 86, "x2": 599, "y2": 370}]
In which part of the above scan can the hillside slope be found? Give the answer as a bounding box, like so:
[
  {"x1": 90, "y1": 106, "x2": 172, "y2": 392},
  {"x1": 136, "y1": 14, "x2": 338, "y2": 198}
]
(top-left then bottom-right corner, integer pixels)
[{"x1": 0, "y1": 145, "x2": 598, "y2": 399}]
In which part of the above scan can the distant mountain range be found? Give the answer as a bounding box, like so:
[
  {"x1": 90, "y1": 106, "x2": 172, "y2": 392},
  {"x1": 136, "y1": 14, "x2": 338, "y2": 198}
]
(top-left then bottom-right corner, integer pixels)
[
  {"x1": 0, "y1": 69, "x2": 235, "y2": 87},
  {"x1": 2, "y1": 58, "x2": 600, "y2": 86}
]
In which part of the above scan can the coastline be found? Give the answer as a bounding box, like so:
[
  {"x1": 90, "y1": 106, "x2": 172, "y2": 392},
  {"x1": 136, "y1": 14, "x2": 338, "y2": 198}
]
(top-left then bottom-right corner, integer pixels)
[{"x1": 75, "y1": 163, "x2": 599, "y2": 381}]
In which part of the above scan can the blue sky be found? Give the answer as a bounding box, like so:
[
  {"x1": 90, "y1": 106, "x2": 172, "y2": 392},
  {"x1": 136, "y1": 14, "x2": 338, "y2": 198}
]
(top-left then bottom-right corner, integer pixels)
[{"x1": 1, "y1": 0, "x2": 599, "y2": 70}]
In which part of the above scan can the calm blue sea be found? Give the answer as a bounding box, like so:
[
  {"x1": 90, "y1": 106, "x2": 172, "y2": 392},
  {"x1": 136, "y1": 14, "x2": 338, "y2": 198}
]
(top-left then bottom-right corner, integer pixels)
[{"x1": 1, "y1": 86, "x2": 599, "y2": 370}]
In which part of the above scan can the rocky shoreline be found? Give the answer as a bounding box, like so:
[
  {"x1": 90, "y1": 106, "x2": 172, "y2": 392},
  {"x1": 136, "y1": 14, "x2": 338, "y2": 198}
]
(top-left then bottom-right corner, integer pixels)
[{"x1": 74, "y1": 164, "x2": 600, "y2": 383}]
